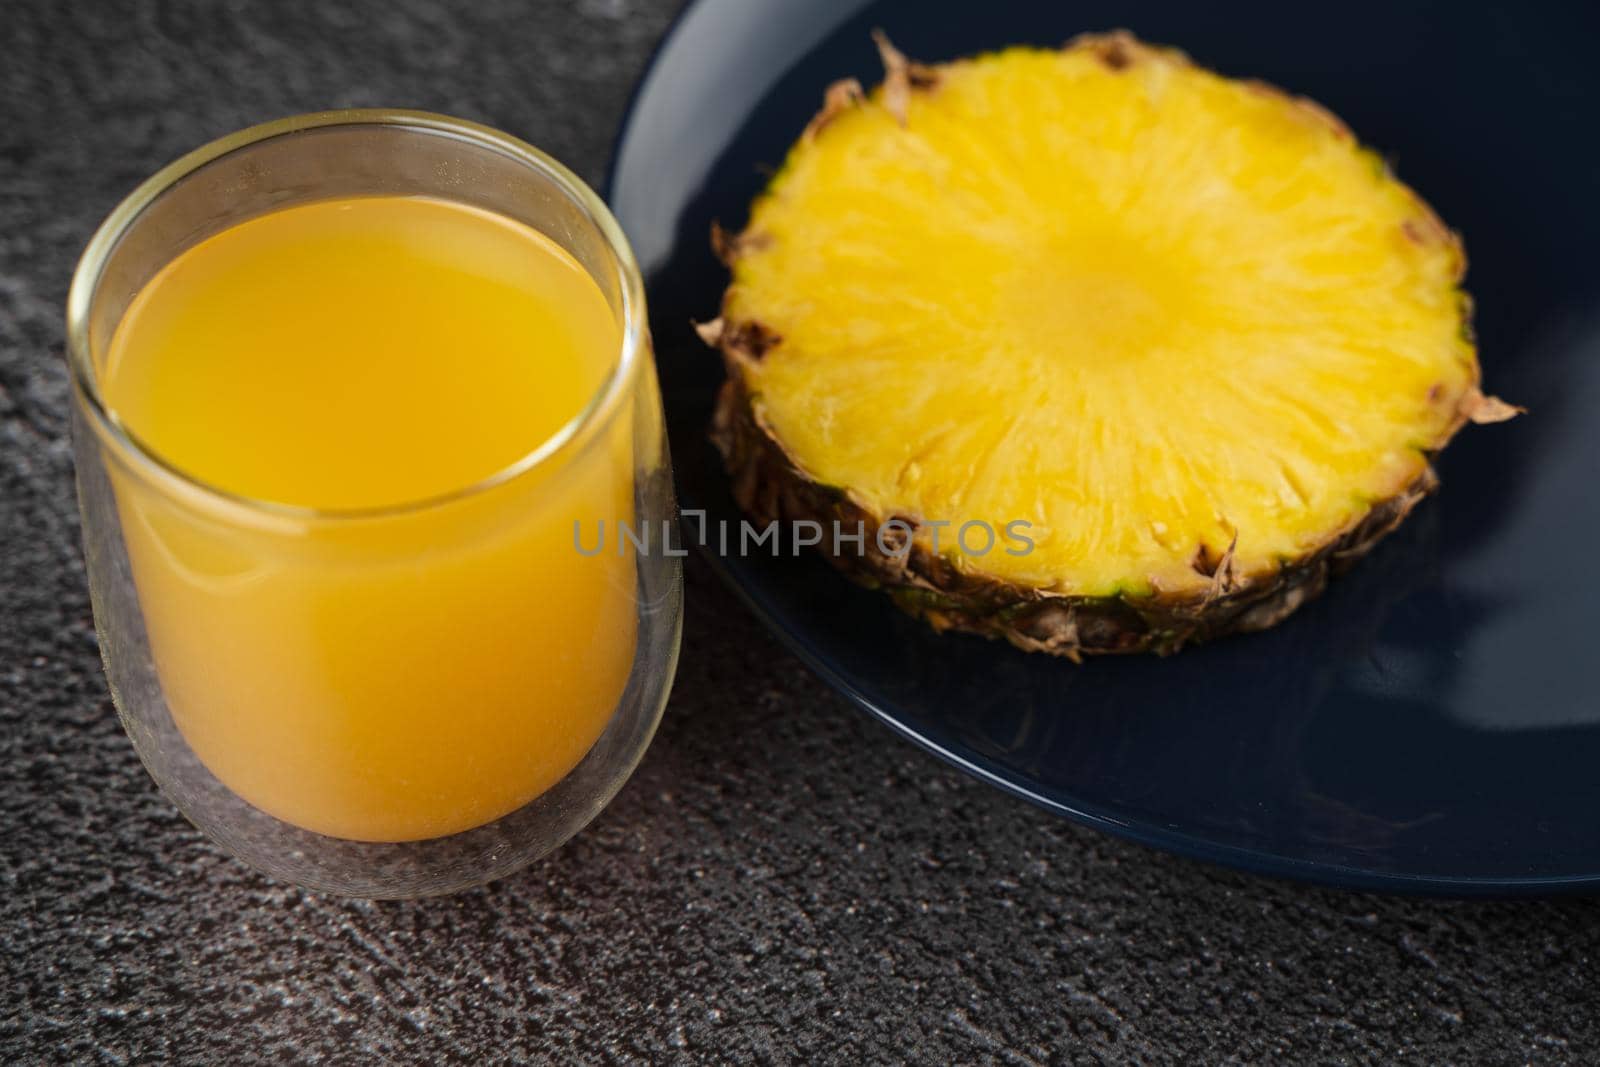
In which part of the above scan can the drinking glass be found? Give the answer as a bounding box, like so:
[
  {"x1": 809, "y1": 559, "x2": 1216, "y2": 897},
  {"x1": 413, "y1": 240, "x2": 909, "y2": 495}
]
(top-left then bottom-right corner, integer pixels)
[{"x1": 66, "y1": 111, "x2": 682, "y2": 897}]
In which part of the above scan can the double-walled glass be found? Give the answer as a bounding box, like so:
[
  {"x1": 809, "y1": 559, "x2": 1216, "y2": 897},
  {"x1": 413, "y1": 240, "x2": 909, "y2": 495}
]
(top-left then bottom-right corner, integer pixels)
[{"x1": 66, "y1": 112, "x2": 681, "y2": 897}]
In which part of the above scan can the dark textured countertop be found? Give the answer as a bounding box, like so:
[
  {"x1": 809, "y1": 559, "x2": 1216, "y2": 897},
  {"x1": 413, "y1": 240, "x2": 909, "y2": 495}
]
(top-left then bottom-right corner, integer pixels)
[{"x1": 2, "y1": 2, "x2": 1597, "y2": 1062}]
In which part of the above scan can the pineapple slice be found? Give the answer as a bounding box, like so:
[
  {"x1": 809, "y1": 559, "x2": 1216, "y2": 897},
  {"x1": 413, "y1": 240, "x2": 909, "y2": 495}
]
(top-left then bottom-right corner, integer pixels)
[{"x1": 702, "y1": 32, "x2": 1517, "y2": 657}]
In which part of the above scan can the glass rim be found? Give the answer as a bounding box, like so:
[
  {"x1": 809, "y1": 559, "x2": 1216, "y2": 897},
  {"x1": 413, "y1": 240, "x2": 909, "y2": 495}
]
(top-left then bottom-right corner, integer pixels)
[{"x1": 65, "y1": 108, "x2": 647, "y2": 525}]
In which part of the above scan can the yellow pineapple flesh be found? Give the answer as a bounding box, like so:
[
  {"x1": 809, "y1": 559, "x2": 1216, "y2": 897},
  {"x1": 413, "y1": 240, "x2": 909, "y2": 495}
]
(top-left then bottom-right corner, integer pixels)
[{"x1": 705, "y1": 33, "x2": 1515, "y2": 655}]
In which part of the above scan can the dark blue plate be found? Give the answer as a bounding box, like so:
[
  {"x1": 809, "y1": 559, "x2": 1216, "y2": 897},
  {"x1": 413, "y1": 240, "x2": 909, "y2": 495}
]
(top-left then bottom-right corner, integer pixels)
[{"x1": 607, "y1": 0, "x2": 1600, "y2": 894}]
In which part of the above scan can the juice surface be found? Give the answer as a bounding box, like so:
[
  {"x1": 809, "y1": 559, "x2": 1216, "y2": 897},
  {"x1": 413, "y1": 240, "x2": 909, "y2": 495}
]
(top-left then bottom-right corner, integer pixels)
[
  {"x1": 102, "y1": 196, "x2": 638, "y2": 842},
  {"x1": 105, "y1": 196, "x2": 615, "y2": 511}
]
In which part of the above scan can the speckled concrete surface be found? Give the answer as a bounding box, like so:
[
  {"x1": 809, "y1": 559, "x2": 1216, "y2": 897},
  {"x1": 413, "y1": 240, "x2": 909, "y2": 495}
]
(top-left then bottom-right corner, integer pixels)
[{"x1": 2, "y1": 2, "x2": 1598, "y2": 1063}]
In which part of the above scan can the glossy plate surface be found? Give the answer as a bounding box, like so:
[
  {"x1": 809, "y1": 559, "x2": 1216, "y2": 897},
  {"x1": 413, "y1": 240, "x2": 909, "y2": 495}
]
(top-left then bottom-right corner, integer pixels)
[{"x1": 607, "y1": 0, "x2": 1600, "y2": 893}]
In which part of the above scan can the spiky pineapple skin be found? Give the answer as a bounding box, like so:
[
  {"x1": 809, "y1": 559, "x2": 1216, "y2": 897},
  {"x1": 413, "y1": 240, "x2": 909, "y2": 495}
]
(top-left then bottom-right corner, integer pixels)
[
  {"x1": 712, "y1": 370, "x2": 1444, "y2": 659},
  {"x1": 703, "y1": 31, "x2": 1507, "y2": 659}
]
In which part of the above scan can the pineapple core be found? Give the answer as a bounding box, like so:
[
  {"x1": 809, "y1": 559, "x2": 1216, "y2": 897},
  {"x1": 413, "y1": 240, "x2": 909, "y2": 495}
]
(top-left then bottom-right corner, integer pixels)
[{"x1": 723, "y1": 43, "x2": 1478, "y2": 598}]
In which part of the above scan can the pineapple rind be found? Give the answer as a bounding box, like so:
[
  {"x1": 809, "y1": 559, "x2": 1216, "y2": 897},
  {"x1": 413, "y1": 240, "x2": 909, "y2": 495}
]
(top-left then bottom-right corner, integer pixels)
[{"x1": 711, "y1": 370, "x2": 1438, "y2": 658}]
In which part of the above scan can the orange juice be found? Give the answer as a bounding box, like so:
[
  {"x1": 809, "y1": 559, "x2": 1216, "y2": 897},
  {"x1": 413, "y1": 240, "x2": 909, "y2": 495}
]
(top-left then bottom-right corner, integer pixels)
[{"x1": 100, "y1": 196, "x2": 637, "y2": 842}]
